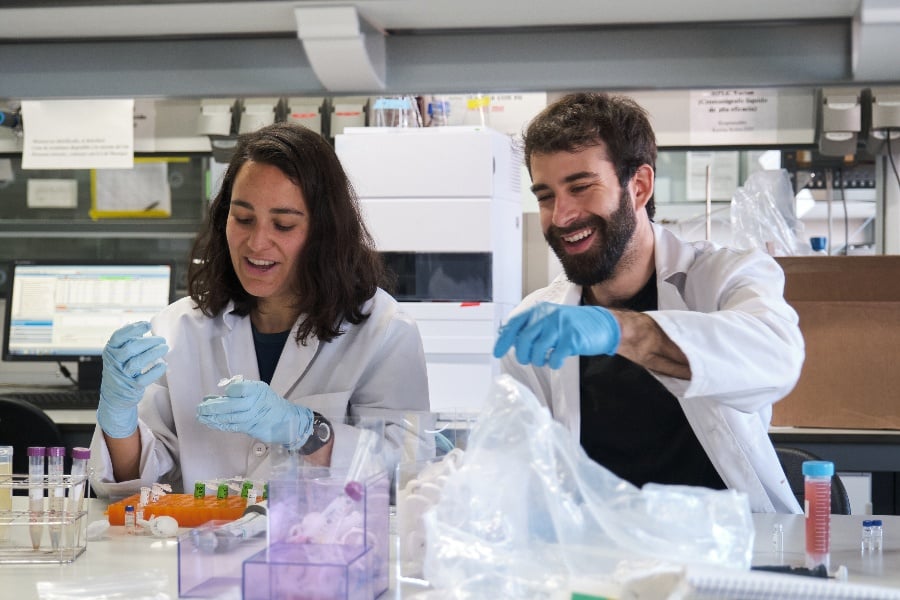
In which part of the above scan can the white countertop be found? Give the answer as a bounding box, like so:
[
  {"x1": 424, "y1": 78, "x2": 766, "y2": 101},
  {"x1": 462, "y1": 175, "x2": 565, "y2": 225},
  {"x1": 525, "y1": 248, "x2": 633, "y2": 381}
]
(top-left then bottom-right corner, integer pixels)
[{"x1": 4, "y1": 502, "x2": 900, "y2": 599}]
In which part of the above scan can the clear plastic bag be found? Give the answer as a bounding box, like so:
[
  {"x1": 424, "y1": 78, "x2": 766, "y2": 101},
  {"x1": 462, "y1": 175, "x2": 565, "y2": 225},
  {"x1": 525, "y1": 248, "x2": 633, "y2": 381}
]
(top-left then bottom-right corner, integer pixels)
[
  {"x1": 421, "y1": 375, "x2": 754, "y2": 598},
  {"x1": 730, "y1": 169, "x2": 806, "y2": 256}
]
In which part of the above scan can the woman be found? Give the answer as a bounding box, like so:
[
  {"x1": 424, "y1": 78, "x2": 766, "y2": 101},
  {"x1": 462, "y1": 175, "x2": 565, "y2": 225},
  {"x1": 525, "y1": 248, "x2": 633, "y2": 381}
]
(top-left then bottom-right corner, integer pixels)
[{"x1": 89, "y1": 123, "x2": 430, "y2": 498}]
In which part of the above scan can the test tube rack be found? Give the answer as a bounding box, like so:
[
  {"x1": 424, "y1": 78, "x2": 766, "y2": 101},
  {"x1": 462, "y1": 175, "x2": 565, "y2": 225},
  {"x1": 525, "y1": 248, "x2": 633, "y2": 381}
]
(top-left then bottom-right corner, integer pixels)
[
  {"x1": 0, "y1": 474, "x2": 91, "y2": 564},
  {"x1": 107, "y1": 493, "x2": 250, "y2": 528}
]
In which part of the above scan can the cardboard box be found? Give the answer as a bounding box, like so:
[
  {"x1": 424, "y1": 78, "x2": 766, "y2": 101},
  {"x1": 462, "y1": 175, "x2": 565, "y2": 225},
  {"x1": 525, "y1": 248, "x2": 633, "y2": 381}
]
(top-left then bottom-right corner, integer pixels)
[{"x1": 773, "y1": 256, "x2": 900, "y2": 429}]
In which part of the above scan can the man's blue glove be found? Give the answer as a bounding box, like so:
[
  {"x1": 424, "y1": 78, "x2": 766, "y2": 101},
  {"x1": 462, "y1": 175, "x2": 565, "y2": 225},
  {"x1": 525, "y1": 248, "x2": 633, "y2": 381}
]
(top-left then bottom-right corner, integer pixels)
[
  {"x1": 97, "y1": 321, "x2": 169, "y2": 438},
  {"x1": 493, "y1": 302, "x2": 621, "y2": 369},
  {"x1": 196, "y1": 379, "x2": 314, "y2": 446}
]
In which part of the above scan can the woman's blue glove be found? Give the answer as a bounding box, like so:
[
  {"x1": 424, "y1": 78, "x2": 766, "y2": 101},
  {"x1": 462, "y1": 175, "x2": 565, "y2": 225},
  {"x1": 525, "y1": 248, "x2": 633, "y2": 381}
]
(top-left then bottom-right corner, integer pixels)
[
  {"x1": 97, "y1": 321, "x2": 169, "y2": 438},
  {"x1": 493, "y1": 302, "x2": 621, "y2": 369},
  {"x1": 196, "y1": 379, "x2": 314, "y2": 446}
]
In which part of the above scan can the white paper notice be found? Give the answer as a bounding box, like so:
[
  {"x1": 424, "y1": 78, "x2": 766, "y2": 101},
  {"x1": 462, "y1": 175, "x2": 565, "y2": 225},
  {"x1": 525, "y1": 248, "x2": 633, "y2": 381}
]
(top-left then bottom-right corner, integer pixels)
[
  {"x1": 27, "y1": 179, "x2": 78, "y2": 208},
  {"x1": 689, "y1": 89, "x2": 778, "y2": 146},
  {"x1": 21, "y1": 99, "x2": 134, "y2": 170}
]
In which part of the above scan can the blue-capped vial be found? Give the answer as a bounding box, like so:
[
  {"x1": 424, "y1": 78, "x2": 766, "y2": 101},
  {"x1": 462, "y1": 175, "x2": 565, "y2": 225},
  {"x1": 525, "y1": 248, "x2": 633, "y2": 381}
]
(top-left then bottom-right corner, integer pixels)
[
  {"x1": 862, "y1": 519, "x2": 874, "y2": 552},
  {"x1": 872, "y1": 519, "x2": 884, "y2": 552}
]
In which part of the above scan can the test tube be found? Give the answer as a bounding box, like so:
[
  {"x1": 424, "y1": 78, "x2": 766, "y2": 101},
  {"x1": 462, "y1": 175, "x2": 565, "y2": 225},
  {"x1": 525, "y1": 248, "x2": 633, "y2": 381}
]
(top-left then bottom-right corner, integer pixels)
[
  {"x1": 0, "y1": 446, "x2": 11, "y2": 542},
  {"x1": 28, "y1": 446, "x2": 46, "y2": 550},
  {"x1": 803, "y1": 460, "x2": 834, "y2": 570},
  {"x1": 47, "y1": 446, "x2": 65, "y2": 550},
  {"x1": 67, "y1": 447, "x2": 90, "y2": 513}
]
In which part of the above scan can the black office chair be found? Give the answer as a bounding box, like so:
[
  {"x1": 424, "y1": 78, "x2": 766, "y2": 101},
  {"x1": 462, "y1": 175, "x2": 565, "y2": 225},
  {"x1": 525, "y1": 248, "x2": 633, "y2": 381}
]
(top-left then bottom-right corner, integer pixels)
[
  {"x1": 775, "y1": 445, "x2": 852, "y2": 515},
  {"x1": 0, "y1": 395, "x2": 66, "y2": 480}
]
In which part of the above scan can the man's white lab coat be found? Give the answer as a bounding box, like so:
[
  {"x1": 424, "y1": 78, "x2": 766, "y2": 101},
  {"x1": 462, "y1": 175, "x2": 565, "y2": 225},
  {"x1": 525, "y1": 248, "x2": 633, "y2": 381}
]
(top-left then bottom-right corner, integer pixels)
[
  {"x1": 501, "y1": 224, "x2": 804, "y2": 513},
  {"x1": 90, "y1": 288, "x2": 430, "y2": 498}
]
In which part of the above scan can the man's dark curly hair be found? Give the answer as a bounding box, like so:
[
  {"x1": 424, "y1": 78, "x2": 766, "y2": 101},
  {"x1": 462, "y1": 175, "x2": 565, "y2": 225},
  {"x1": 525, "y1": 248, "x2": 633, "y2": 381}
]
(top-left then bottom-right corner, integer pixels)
[
  {"x1": 522, "y1": 92, "x2": 658, "y2": 220},
  {"x1": 187, "y1": 122, "x2": 387, "y2": 344}
]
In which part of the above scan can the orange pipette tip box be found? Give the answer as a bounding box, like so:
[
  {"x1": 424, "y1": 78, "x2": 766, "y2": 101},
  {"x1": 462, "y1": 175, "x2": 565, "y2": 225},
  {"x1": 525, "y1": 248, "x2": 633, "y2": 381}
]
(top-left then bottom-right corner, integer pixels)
[{"x1": 107, "y1": 493, "x2": 249, "y2": 527}]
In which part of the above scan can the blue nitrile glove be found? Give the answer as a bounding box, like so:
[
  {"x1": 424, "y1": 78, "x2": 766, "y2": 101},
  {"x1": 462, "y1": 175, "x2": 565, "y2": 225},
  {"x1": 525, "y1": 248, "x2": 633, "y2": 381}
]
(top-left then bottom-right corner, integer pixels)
[
  {"x1": 493, "y1": 302, "x2": 621, "y2": 369},
  {"x1": 97, "y1": 321, "x2": 169, "y2": 438},
  {"x1": 196, "y1": 379, "x2": 314, "y2": 446}
]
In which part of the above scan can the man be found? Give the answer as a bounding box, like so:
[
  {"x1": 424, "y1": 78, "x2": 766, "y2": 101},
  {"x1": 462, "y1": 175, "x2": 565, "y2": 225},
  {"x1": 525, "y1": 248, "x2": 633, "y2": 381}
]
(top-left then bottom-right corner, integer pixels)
[{"x1": 494, "y1": 92, "x2": 803, "y2": 513}]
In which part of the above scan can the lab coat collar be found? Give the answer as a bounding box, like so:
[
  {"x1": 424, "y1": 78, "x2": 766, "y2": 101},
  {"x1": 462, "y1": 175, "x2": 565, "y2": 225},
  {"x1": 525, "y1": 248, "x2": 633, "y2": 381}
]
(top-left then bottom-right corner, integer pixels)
[{"x1": 217, "y1": 300, "x2": 320, "y2": 397}]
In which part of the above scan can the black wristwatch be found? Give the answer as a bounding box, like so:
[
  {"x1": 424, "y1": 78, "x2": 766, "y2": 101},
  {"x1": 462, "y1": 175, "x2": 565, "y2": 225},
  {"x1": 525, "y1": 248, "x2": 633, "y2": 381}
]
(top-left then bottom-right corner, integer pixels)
[{"x1": 298, "y1": 412, "x2": 332, "y2": 455}]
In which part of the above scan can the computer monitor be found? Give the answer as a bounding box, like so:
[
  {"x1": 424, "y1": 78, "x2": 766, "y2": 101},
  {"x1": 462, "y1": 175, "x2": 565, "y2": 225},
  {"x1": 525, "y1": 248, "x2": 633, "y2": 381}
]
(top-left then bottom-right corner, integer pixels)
[{"x1": 2, "y1": 260, "x2": 176, "y2": 391}]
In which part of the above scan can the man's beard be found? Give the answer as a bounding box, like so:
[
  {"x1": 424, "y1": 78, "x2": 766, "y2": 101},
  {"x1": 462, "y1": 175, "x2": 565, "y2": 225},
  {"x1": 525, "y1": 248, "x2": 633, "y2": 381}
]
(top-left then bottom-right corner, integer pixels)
[{"x1": 544, "y1": 189, "x2": 636, "y2": 287}]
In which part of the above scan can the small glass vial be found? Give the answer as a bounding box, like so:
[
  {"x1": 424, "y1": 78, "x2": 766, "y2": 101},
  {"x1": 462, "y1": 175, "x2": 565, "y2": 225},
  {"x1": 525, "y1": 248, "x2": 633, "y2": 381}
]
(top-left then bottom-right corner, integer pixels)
[
  {"x1": 871, "y1": 519, "x2": 884, "y2": 552},
  {"x1": 124, "y1": 505, "x2": 136, "y2": 535},
  {"x1": 772, "y1": 523, "x2": 784, "y2": 553},
  {"x1": 862, "y1": 520, "x2": 874, "y2": 552},
  {"x1": 771, "y1": 522, "x2": 785, "y2": 564}
]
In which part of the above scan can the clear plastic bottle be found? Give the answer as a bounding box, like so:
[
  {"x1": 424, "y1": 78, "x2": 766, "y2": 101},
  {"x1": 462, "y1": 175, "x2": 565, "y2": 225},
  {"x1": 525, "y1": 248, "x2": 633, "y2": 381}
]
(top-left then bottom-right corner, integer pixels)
[
  {"x1": 803, "y1": 460, "x2": 833, "y2": 570},
  {"x1": 428, "y1": 98, "x2": 450, "y2": 127}
]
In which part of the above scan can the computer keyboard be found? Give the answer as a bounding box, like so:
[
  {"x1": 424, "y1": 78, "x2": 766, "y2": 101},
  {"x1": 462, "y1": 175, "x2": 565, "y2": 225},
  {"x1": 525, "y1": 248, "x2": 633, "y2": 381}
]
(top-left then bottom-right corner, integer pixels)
[{"x1": 3, "y1": 389, "x2": 101, "y2": 411}]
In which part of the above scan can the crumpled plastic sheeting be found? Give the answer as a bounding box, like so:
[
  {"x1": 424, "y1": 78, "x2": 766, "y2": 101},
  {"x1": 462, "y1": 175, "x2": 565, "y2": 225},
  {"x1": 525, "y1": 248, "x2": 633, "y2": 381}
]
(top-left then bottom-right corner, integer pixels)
[
  {"x1": 730, "y1": 169, "x2": 805, "y2": 256},
  {"x1": 421, "y1": 375, "x2": 754, "y2": 598}
]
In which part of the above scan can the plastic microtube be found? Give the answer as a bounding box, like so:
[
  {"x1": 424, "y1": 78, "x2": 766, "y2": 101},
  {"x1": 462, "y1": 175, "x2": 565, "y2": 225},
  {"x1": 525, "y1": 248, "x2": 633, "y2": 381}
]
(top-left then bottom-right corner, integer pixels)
[
  {"x1": 28, "y1": 446, "x2": 46, "y2": 550},
  {"x1": 194, "y1": 482, "x2": 206, "y2": 499},
  {"x1": 47, "y1": 446, "x2": 65, "y2": 550},
  {"x1": 241, "y1": 480, "x2": 253, "y2": 498},
  {"x1": 803, "y1": 460, "x2": 834, "y2": 571},
  {"x1": 0, "y1": 446, "x2": 11, "y2": 542},
  {"x1": 135, "y1": 487, "x2": 151, "y2": 535}
]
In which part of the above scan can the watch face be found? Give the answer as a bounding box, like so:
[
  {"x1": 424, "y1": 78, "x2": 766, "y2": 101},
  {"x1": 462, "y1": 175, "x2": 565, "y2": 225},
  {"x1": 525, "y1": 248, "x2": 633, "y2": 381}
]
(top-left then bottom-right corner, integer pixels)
[
  {"x1": 315, "y1": 420, "x2": 331, "y2": 442},
  {"x1": 298, "y1": 413, "x2": 332, "y2": 454}
]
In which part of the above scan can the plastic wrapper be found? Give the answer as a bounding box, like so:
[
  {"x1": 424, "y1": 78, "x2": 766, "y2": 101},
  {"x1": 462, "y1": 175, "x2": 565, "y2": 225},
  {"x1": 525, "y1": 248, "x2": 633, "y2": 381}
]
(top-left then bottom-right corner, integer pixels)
[
  {"x1": 730, "y1": 169, "x2": 806, "y2": 256},
  {"x1": 421, "y1": 375, "x2": 754, "y2": 598}
]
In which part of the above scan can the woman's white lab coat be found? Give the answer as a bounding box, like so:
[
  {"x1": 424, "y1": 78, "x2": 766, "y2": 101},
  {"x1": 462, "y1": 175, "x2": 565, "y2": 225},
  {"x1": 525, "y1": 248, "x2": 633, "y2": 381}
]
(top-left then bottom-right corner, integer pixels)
[
  {"x1": 90, "y1": 288, "x2": 430, "y2": 498},
  {"x1": 501, "y1": 224, "x2": 804, "y2": 513}
]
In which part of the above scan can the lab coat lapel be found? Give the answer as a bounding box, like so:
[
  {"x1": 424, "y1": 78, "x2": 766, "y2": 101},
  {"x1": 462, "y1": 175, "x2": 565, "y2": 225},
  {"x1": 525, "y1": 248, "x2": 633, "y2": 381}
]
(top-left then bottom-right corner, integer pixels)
[
  {"x1": 269, "y1": 332, "x2": 320, "y2": 397},
  {"x1": 556, "y1": 280, "x2": 585, "y2": 437},
  {"x1": 219, "y1": 315, "x2": 261, "y2": 381},
  {"x1": 653, "y1": 224, "x2": 691, "y2": 311}
]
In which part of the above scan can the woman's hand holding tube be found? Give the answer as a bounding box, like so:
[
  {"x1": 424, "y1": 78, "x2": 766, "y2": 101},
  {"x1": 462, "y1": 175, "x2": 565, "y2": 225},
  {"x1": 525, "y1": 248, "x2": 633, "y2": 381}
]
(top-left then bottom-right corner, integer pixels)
[
  {"x1": 97, "y1": 321, "x2": 169, "y2": 438},
  {"x1": 196, "y1": 379, "x2": 314, "y2": 446},
  {"x1": 493, "y1": 302, "x2": 621, "y2": 369}
]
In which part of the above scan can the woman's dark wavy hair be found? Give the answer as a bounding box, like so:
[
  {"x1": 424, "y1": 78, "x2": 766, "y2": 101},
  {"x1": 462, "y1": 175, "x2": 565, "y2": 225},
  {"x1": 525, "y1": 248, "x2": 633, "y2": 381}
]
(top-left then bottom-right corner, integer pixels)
[
  {"x1": 522, "y1": 92, "x2": 658, "y2": 220},
  {"x1": 187, "y1": 122, "x2": 388, "y2": 344}
]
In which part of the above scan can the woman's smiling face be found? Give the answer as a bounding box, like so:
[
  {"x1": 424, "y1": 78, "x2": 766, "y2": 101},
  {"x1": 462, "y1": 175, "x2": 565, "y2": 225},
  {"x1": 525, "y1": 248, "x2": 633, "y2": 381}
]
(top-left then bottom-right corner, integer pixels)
[{"x1": 226, "y1": 159, "x2": 310, "y2": 309}]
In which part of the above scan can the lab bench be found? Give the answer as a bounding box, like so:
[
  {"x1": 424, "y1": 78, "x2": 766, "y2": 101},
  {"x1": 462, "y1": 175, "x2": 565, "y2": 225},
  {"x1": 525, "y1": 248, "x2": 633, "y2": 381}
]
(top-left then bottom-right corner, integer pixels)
[{"x1": 4, "y1": 499, "x2": 900, "y2": 599}]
